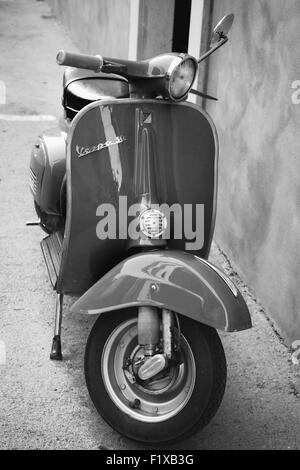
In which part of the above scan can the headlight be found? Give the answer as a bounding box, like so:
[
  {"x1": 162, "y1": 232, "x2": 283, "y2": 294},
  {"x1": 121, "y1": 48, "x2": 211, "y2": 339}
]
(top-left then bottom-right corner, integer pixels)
[{"x1": 167, "y1": 56, "x2": 197, "y2": 101}]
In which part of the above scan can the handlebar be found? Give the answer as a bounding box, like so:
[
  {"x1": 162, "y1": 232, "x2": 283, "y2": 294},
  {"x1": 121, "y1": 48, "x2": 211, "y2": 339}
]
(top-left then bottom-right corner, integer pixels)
[{"x1": 56, "y1": 50, "x2": 103, "y2": 72}]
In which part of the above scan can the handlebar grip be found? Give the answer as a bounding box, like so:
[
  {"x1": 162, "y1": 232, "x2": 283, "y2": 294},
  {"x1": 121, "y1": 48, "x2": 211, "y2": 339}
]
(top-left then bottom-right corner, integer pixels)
[{"x1": 56, "y1": 50, "x2": 103, "y2": 72}]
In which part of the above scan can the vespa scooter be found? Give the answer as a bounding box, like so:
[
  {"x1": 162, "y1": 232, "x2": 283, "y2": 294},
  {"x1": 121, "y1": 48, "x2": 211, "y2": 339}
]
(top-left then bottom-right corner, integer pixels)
[{"x1": 28, "y1": 14, "x2": 252, "y2": 444}]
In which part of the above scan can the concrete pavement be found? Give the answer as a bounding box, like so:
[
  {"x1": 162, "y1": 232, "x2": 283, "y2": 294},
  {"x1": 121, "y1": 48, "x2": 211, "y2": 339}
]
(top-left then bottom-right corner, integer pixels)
[{"x1": 0, "y1": 0, "x2": 299, "y2": 450}]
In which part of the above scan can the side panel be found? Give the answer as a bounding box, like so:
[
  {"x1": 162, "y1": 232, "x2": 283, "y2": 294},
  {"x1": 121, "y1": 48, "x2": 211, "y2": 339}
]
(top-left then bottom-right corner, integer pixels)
[
  {"x1": 30, "y1": 128, "x2": 66, "y2": 214},
  {"x1": 41, "y1": 130, "x2": 66, "y2": 215},
  {"x1": 71, "y1": 250, "x2": 252, "y2": 332},
  {"x1": 57, "y1": 99, "x2": 217, "y2": 294}
]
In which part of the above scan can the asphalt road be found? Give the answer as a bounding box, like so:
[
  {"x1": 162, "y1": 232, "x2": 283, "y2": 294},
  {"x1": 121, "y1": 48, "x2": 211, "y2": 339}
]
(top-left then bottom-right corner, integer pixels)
[{"x1": 0, "y1": 0, "x2": 299, "y2": 450}]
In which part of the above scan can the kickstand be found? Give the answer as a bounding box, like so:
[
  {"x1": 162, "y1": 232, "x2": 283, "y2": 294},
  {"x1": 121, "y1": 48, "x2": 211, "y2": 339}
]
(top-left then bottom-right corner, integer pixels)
[{"x1": 50, "y1": 292, "x2": 63, "y2": 360}]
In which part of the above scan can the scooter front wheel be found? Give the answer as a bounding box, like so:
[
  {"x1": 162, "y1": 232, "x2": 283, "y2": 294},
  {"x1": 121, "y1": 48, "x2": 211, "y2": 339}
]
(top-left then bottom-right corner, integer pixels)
[{"x1": 84, "y1": 309, "x2": 226, "y2": 445}]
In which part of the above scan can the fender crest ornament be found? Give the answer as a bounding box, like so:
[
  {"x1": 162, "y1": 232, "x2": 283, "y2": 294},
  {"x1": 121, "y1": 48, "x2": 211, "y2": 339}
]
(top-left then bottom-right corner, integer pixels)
[{"x1": 76, "y1": 135, "x2": 126, "y2": 158}]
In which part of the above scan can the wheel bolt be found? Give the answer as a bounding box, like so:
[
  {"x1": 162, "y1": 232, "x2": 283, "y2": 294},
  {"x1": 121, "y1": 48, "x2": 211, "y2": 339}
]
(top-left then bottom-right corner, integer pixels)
[{"x1": 120, "y1": 384, "x2": 126, "y2": 390}]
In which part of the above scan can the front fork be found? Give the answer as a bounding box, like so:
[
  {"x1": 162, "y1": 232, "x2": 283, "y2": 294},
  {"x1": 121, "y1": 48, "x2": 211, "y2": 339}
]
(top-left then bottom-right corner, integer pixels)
[
  {"x1": 49, "y1": 301, "x2": 177, "y2": 366},
  {"x1": 137, "y1": 306, "x2": 176, "y2": 380}
]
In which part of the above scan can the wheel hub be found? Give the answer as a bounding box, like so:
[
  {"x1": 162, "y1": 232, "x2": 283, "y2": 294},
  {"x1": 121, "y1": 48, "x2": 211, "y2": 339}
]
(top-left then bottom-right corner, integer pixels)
[
  {"x1": 101, "y1": 318, "x2": 196, "y2": 423},
  {"x1": 137, "y1": 353, "x2": 168, "y2": 381}
]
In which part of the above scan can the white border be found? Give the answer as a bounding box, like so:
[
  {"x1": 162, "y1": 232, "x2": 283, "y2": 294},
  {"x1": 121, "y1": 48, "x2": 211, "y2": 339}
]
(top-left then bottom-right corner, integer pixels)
[
  {"x1": 128, "y1": 0, "x2": 140, "y2": 60},
  {"x1": 188, "y1": 0, "x2": 204, "y2": 103}
]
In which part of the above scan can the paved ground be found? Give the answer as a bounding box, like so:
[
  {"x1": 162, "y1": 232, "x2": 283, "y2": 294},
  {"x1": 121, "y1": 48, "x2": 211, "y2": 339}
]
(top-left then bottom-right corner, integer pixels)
[{"x1": 0, "y1": 0, "x2": 299, "y2": 450}]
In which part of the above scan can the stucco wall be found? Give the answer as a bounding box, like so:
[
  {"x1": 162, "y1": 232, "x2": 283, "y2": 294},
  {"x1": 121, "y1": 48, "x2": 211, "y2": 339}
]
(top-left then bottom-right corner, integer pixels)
[
  {"x1": 48, "y1": 0, "x2": 131, "y2": 57},
  {"x1": 48, "y1": 0, "x2": 175, "y2": 60},
  {"x1": 206, "y1": 0, "x2": 300, "y2": 342},
  {"x1": 137, "y1": 0, "x2": 175, "y2": 59}
]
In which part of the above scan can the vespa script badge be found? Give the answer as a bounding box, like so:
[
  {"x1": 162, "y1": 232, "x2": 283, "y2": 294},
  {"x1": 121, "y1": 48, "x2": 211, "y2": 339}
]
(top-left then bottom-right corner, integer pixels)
[{"x1": 76, "y1": 135, "x2": 126, "y2": 158}]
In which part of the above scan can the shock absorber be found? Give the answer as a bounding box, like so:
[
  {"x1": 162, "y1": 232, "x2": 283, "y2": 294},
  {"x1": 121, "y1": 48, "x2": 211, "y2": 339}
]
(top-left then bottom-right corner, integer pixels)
[
  {"x1": 137, "y1": 306, "x2": 160, "y2": 356},
  {"x1": 137, "y1": 307, "x2": 174, "y2": 381}
]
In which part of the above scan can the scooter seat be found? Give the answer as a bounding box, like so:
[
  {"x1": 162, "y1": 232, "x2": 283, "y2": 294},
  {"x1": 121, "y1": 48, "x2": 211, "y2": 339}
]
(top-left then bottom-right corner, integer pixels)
[{"x1": 63, "y1": 67, "x2": 129, "y2": 119}]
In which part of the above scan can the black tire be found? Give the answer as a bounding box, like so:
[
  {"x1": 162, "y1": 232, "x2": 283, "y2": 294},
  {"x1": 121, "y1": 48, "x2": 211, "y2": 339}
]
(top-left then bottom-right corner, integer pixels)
[{"x1": 84, "y1": 308, "x2": 227, "y2": 445}]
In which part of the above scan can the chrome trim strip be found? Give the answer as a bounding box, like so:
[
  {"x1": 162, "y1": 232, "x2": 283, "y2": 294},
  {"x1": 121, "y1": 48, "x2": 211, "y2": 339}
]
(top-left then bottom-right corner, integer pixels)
[{"x1": 195, "y1": 256, "x2": 238, "y2": 297}]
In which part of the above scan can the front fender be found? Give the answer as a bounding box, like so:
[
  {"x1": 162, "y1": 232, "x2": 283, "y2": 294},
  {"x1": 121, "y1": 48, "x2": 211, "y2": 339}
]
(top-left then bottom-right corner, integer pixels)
[{"x1": 71, "y1": 250, "x2": 252, "y2": 332}]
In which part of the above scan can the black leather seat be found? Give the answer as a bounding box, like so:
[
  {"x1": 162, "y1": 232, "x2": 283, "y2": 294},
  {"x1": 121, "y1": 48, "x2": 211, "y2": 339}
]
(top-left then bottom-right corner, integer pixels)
[{"x1": 63, "y1": 67, "x2": 129, "y2": 119}]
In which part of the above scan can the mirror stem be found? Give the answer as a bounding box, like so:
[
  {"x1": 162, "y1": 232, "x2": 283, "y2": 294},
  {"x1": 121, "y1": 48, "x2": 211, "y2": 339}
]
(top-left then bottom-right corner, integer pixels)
[
  {"x1": 189, "y1": 89, "x2": 218, "y2": 101},
  {"x1": 198, "y1": 37, "x2": 228, "y2": 64}
]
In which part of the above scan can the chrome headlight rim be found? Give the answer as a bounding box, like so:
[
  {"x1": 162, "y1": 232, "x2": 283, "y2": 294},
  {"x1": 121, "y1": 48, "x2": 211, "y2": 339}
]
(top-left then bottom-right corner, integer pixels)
[{"x1": 165, "y1": 54, "x2": 198, "y2": 102}]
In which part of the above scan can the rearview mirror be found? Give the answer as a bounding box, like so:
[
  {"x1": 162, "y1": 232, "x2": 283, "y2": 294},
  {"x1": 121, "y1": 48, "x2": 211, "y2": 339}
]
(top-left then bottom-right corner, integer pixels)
[{"x1": 210, "y1": 14, "x2": 234, "y2": 46}]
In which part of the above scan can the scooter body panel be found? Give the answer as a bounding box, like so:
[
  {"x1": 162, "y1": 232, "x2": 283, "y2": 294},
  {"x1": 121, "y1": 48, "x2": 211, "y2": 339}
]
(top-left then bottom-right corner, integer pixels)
[
  {"x1": 71, "y1": 250, "x2": 252, "y2": 332},
  {"x1": 56, "y1": 98, "x2": 218, "y2": 294},
  {"x1": 30, "y1": 128, "x2": 66, "y2": 215}
]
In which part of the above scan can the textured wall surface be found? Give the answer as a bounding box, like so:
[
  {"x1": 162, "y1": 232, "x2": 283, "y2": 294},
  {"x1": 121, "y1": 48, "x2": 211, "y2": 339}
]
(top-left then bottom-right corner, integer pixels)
[
  {"x1": 48, "y1": 0, "x2": 175, "y2": 60},
  {"x1": 206, "y1": 0, "x2": 300, "y2": 342},
  {"x1": 137, "y1": 0, "x2": 175, "y2": 59},
  {"x1": 48, "y1": 0, "x2": 131, "y2": 57}
]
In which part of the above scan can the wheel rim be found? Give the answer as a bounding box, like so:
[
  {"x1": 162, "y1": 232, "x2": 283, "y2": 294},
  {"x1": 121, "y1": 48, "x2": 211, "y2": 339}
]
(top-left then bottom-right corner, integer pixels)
[{"x1": 101, "y1": 318, "x2": 196, "y2": 423}]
